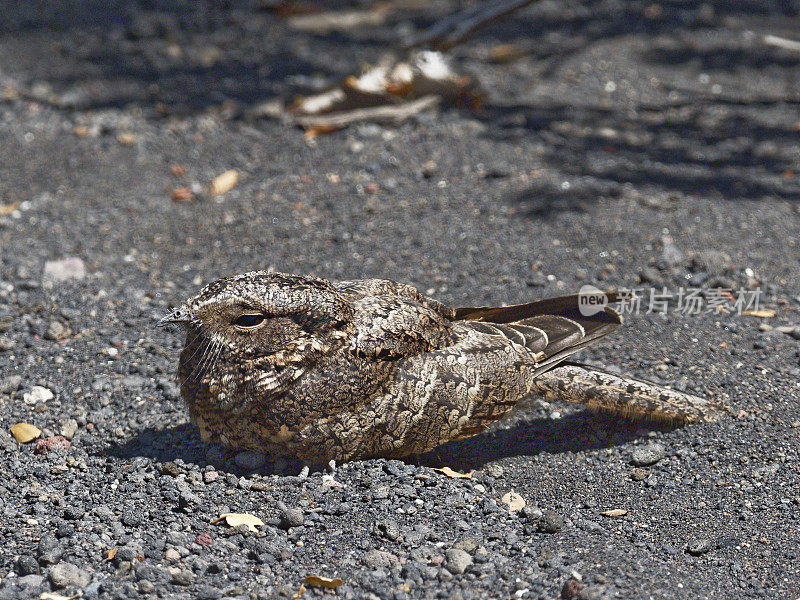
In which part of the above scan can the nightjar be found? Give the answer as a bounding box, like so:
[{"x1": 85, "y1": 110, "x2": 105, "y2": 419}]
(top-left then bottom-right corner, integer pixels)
[{"x1": 158, "y1": 272, "x2": 723, "y2": 462}]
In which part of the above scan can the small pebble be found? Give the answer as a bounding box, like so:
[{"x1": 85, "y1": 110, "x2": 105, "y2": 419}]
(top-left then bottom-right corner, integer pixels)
[
  {"x1": 362, "y1": 549, "x2": 398, "y2": 568},
  {"x1": 60, "y1": 419, "x2": 79, "y2": 440},
  {"x1": 23, "y1": 386, "x2": 54, "y2": 405},
  {"x1": 16, "y1": 554, "x2": 39, "y2": 575},
  {"x1": 48, "y1": 562, "x2": 91, "y2": 588},
  {"x1": 561, "y1": 578, "x2": 583, "y2": 599},
  {"x1": 686, "y1": 538, "x2": 712, "y2": 556},
  {"x1": 279, "y1": 507, "x2": 305, "y2": 529},
  {"x1": 537, "y1": 510, "x2": 564, "y2": 534},
  {"x1": 43, "y1": 257, "x2": 86, "y2": 286},
  {"x1": 0, "y1": 374, "x2": 22, "y2": 393},
  {"x1": 445, "y1": 548, "x2": 472, "y2": 574},
  {"x1": 631, "y1": 443, "x2": 666, "y2": 467}
]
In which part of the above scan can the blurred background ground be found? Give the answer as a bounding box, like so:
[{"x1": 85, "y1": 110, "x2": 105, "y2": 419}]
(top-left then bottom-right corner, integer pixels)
[{"x1": 0, "y1": 1, "x2": 799, "y2": 599}]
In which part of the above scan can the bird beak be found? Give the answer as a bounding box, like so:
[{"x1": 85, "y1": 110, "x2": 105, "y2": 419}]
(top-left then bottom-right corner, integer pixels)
[{"x1": 156, "y1": 306, "x2": 191, "y2": 328}]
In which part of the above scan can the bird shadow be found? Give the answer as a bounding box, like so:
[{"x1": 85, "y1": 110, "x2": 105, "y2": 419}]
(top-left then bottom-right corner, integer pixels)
[{"x1": 105, "y1": 409, "x2": 675, "y2": 476}]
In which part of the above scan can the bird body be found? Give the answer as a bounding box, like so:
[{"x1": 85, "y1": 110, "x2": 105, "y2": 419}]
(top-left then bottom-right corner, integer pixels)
[{"x1": 160, "y1": 272, "x2": 723, "y2": 462}]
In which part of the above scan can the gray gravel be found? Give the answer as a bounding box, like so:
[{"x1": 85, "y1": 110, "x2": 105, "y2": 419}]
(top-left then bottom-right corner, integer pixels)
[{"x1": 1, "y1": 1, "x2": 800, "y2": 599}]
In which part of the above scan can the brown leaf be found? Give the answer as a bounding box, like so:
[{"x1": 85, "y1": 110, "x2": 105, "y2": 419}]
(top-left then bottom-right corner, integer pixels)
[
  {"x1": 600, "y1": 509, "x2": 628, "y2": 517},
  {"x1": 209, "y1": 169, "x2": 239, "y2": 196},
  {"x1": 303, "y1": 575, "x2": 343, "y2": 589},
  {"x1": 211, "y1": 513, "x2": 264, "y2": 532},
  {"x1": 434, "y1": 467, "x2": 473, "y2": 479},
  {"x1": 11, "y1": 422, "x2": 41, "y2": 443},
  {"x1": 107, "y1": 547, "x2": 118, "y2": 561},
  {"x1": 170, "y1": 164, "x2": 187, "y2": 177},
  {"x1": 291, "y1": 584, "x2": 307, "y2": 599}
]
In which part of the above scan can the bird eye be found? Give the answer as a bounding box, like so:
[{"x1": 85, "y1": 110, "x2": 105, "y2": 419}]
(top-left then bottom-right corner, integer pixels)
[{"x1": 233, "y1": 313, "x2": 265, "y2": 329}]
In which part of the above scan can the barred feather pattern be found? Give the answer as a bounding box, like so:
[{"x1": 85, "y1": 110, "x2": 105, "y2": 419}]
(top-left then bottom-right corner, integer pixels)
[{"x1": 163, "y1": 272, "x2": 726, "y2": 462}]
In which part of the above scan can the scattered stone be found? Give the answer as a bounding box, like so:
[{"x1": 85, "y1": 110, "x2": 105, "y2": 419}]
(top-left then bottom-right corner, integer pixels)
[
  {"x1": 0, "y1": 336, "x2": 14, "y2": 351},
  {"x1": 60, "y1": 419, "x2": 79, "y2": 440},
  {"x1": 44, "y1": 320, "x2": 72, "y2": 341},
  {"x1": 373, "y1": 518, "x2": 401, "y2": 541},
  {"x1": 278, "y1": 507, "x2": 305, "y2": 529},
  {"x1": 661, "y1": 236, "x2": 684, "y2": 266},
  {"x1": 43, "y1": 257, "x2": 86, "y2": 287},
  {"x1": 23, "y1": 386, "x2": 54, "y2": 405},
  {"x1": 38, "y1": 534, "x2": 64, "y2": 566},
  {"x1": 453, "y1": 538, "x2": 479, "y2": 554},
  {"x1": 35, "y1": 435, "x2": 71, "y2": 454},
  {"x1": 578, "y1": 585, "x2": 608, "y2": 600},
  {"x1": 362, "y1": 549, "x2": 398, "y2": 568},
  {"x1": 165, "y1": 548, "x2": 181, "y2": 561},
  {"x1": 692, "y1": 249, "x2": 732, "y2": 275},
  {"x1": 484, "y1": 463, "x2": 504, "y2": 478},
  {"x1": 171, "y1": 567, "x2": 195, "y2": 586},
  {"x1": 16, "y1": 554, "x2": 39, "y2": 575},
  {"x1": 0, "y1": 374, "x2": 22, "y2": 394},
  {"x1": 445, "y1": 548, "x2": 472, "y2": 574},
  {"x1": 64, "y1": 505, "x2": 85, "y2": 520},
  {"x1": 638, "y1": 266, "x2": 663, "y2": 284},
  {"x1": 561, "y1": 578, "x2": 583, "y2": 598},
  {"x1": 630, "y1": 468, "x2": 649, "y2": 481},
  {"x1": 48, "y1": 562, "x2": 91, "y2": 588},
  {"x1": 686, "y1": 538, "x2": 713, "y2": 556},
  {"x1": 537, "y1": 510, "x2": 564, "y2": 534},
  {"x1": 631, "y1": 443, "x2": 666, "y2": 467}
]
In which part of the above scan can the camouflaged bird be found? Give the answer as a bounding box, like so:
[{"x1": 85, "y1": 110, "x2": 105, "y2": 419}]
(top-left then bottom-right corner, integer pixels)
[{"x1": 158, "y1": 272, "x2": 723, "y2": 462}]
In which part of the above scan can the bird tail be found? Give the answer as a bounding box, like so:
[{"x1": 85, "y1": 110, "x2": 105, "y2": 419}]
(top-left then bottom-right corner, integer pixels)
[{"x1": 530, "y1": 363, "x2": 727, "y2": 423}]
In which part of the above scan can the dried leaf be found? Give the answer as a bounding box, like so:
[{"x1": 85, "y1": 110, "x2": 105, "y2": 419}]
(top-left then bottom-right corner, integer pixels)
[
  {"x1": 434, "y1": 467, "x2": 473, "y2": 479},
  {"x1": 291, "y1": 584, "x2": 306, "y2": 599},
  {"x1": 600, "y1": 509, "x2": 628, "y2": 517},
  {"x1": 500, "y1": 491, "x2": 526, "y2": 512},
  {"x1": 0, "y1": 201, "x2": 19, "y2": 216},
  {"x1": 742, "y1": 309, "x2": 775, "y2": 318},
  {"x1": 303, "y1": 575, "x2": 343, "y2": 589},
  {"x1": 11, "y1": 422, "x2": 41, "y2": 443},
  {"x1": 170, "y1": 164, "x2": 187, "y2": 177},
  {"x1": 211, "y1": 513, "x2": 264, "y2": 532},
  {"x1": 209, "y1": 169, "x2": 239, "y2": 196},
  {"x1": 106, "y1": 547, "x2": 118, "y2": 561}
]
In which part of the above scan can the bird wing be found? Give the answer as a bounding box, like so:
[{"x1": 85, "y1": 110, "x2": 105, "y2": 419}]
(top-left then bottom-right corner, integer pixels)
[
  {"x1": 348, "y1": 294, "x2": 456, "y2": 360},
  {"x1": 454, "y1": 293, "x2": 622, "y2": 376}
]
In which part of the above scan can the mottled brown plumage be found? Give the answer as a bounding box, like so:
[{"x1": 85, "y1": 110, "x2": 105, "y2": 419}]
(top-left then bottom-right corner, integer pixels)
[{"x1": 158, "y1": 272, "x2": 724, "y2": 462}]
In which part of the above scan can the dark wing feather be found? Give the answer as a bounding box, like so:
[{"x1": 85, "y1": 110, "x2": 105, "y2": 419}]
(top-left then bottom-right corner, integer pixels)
[{"x1": 456, "y1": 293, "x2": 622, "y2": 375}]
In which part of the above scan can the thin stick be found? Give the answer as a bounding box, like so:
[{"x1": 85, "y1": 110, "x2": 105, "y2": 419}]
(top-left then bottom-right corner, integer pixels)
[{"x1": 294, "y1": 95, "x2": 441, "y2": 129}]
